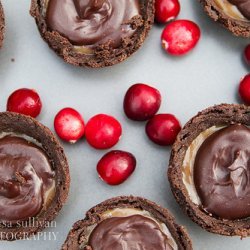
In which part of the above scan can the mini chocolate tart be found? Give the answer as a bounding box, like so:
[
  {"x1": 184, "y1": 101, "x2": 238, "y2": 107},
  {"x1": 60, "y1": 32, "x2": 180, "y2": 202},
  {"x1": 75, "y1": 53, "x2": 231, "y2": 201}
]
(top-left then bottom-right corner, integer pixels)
[
  {"x1": 199, "y1": 0, "x2": 250, "y2": 37},
  {"x1": 30, "y1": 0, "x2": 154, "y2": 68},
  {"x1": 0, "y1": 1, "x2": 5, "y2": 48},
  {"x1": 168, "y1": 104, "x2": 250, "y2": 236},
  {"x1": 0, "y1": 112, "x2": 69, "y2": 240},
  {"x1": 61, "y1": 196, "x2": 192, "y2": 250}
]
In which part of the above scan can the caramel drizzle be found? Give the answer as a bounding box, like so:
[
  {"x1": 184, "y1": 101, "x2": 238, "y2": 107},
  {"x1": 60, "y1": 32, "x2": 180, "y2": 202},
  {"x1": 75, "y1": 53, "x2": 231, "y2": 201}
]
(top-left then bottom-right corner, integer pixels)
[{"x1": 214, "y1": 0, "x2": 248, "y2": 21}]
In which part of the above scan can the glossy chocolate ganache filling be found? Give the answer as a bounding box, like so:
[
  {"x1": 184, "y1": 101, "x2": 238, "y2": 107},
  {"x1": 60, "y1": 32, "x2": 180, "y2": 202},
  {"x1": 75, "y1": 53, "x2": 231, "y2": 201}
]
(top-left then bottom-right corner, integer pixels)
[
  {"x1": 183, "y1": 124, "x2": 250, "y2": 220},
  {"x1": 46, "y1": 0, "x2": 140, "y2": 48},
  {"x1": 0, "y1": 135, "x2": 55, "y2": 223},
  {"x1": 84, "y1": 208, "x2": 177, "y2": 250}
]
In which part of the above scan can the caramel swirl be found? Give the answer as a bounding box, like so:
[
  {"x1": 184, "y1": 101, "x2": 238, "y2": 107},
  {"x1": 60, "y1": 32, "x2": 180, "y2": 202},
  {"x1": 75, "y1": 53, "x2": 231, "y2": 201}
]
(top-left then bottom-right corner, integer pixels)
[
  {"x1": 46, "y1": 0, "x2": 140, "y2": 47},
  {"x1": 0, "y1": 136, "x2": 55, "y2": 223},
  {"x1": 194, "y1": 124, "x2": 250, "y2": 220},
  {"x1": 228, "y1": 0, "x2": 250, "y2": 19}
]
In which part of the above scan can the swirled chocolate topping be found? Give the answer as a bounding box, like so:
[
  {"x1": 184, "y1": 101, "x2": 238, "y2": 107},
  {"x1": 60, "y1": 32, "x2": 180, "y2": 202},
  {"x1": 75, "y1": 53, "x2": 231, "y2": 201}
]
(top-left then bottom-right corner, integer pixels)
[
  {"x1": 89, "y1": 215, "x2": 173, "y2": 250},
  {"x1": 0, "y1": 136, "x2": 55, "y2": 223},
  {"x1": 228, "y1": 0, "x2": 250, "y2": 19},
  {"x1": 194, "y1": 124, "x2": 250, "y2": 220},
  {"x1": 46, "y1": 0, "x2": 140, "y2": 47}
]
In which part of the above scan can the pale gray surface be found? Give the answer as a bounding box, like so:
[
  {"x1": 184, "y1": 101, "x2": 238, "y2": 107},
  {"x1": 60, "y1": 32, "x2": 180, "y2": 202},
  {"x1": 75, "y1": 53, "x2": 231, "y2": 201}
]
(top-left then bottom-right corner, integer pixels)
[{"x1": 0, "y1": 0, "x2": 249, "y2": 249}]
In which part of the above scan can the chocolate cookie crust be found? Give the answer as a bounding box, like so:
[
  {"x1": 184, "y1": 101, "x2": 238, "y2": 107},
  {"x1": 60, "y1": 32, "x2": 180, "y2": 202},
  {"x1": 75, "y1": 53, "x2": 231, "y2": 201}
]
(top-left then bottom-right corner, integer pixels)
[
  {"x1": 199, "y1": 0, "x2": 250, "y2": 37},
  {"x1": 61, "y1": 196, "x2": 192, "y2": 250},
  {"x1": 168, "y1": 104, "x2": 250, "y2": 237},
  {"x1": 0, "y1": 112, "x2": 70, "y2": 240},
  {"x1": 30, "y1": 0, "x2": 155, "y2": 68},
  {"x1": 0, "y1": 1, "x2": 5, "y2": 48}
]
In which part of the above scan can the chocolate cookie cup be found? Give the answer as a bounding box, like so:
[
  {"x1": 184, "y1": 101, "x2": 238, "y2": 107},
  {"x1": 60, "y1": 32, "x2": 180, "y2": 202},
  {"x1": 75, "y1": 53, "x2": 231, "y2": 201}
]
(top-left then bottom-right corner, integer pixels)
[
  {"x1": 199, "y1": 0, "x2": 250, "y2": 37},
  {"x1": 30, "y1": 0, "x2": 155, "y2": 68},
  {"x1": 0, "y1": 1, "x2": 5, "y2": 48},
  {"x1": 62, "y1": 196, "x2": 192, "y2": 250},
  {"x1": 0, "y1": 112, "x2": 69, "y2": 240},
  {"x1": 168, "y1": 104, "x2": 250, "y2": 237}
]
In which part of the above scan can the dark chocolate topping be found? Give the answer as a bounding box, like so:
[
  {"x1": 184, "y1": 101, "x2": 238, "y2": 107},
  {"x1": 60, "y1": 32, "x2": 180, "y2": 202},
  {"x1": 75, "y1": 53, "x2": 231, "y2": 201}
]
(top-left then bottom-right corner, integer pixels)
[
  {"x1": 194, "y1": 124, "x2": 250, "y2": 220},
  {"x1": 62, "y1": 196, "x2": 192, "y2": 250},
  {"x1": 46, "y1": 0, "x2": 140, "y2": 47},
  {"x1": 228, "y1": 0, "x2": 250, "y2": 20},
  {"x1": 88, "y1": 215, "x2": 173, "y2": 250},
  {"x1": 0, "y1": 136, "x2": 55, "y2": 223}
]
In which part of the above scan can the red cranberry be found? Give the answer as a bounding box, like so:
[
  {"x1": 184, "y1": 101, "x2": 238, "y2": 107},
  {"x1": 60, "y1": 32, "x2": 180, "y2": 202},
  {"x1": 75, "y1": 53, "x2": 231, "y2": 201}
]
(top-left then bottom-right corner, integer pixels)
[
  {"x1": 123, "y1": 83, "x2": 161, "y2": 121},
  {"x1": 155, "y1": 0, "x2": 180, "y2": 23},
  {"x1": 7, "y1": 88, "x2": 42, "y2": 118},
  {"x1": 85, "y1": 114, "x2": 122, "y2": 149},
  {"x1": 244, "y1": 44, "x2": 250, "y2": 65},
  {"x1": 97, "y1": 150, "x2": 136, "y2": 185},
  {"x1": 146, "y1": 114, "x2": 181, "y2": 146},
  {"x1": 239, "y1": 74, "x2": 250, "y2": 105},
  {"x1": 161, "y1": 20, "x2": 201, "y2": 56},
  {"x1": 54, "y1": 108, "x2": 85, "y2": 143}
]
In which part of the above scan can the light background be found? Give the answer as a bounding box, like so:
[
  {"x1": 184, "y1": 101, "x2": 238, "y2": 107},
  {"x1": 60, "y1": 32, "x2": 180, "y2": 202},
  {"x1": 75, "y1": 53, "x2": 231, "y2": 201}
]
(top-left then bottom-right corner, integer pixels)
[{"x1": 0, "y1": 0, "x2": 249, "y2": 249}]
